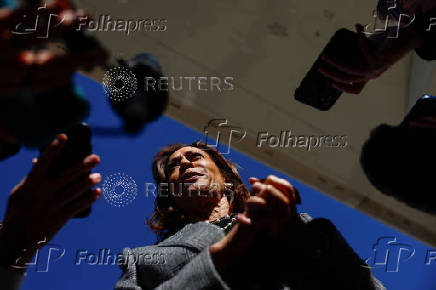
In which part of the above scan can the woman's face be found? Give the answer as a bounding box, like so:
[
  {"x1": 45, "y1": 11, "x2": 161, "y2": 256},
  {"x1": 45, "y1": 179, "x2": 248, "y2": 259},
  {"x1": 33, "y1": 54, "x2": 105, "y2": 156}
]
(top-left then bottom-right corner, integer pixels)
[{"x1": 165, "y1": 146, "x2": 227, "y2": 210}]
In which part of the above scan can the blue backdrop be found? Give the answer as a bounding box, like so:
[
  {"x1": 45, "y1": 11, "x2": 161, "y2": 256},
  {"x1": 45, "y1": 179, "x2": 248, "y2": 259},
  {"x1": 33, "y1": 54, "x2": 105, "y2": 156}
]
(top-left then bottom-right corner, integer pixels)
[{"x1": 0, "y1": 74, "x2": 435, "y2": 290}]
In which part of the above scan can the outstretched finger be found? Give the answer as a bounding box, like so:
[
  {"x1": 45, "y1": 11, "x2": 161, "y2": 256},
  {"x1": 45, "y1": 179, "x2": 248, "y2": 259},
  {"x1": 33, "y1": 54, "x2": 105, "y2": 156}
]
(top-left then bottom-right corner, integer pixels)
[
  {"x1": 318, "y1": 62, "x2": 370, "y2": 84},
  {"x1": 61, "y1": 188, "x2": 100, "y2": 221},
  {"x1": 264, "y1": 175, "x2": 294, "y2": 199},
  {"x1": 51, "y1": 155, "x2": 100, "y2": 192},
  {"x1": 321, "y1": 52, "x2": 371, "y2": 78},
  {"x1": 57, "y1": 154, "x2": 100, "y2": 180},
  {"x1": 243, "y1": 196, "x2": 270, "y2": 231},
  {"x1": 251, "y1": 176, "x2": 300, "y2": 205},
  {"x1": 252, "y1": 182, "x2": 287, "y2": 203},
  {"x1": 30, "y1": 134, "x2": 67, "y2": 179},
  {"x1": 252, "y1": 182, "x2": 291, "y2": 213},
  {"x1": 356, "y1": 24, "x2": 372, "y2": 59},
  {"x1": 244, "y1": 196, "x2": 267, "y2": 219},
  {"x1": 237, "y1": 213, "x2": 252, "y2": 226},
  {"x1": 54, "y1": 173, "x2": 101, "y2": 206}
]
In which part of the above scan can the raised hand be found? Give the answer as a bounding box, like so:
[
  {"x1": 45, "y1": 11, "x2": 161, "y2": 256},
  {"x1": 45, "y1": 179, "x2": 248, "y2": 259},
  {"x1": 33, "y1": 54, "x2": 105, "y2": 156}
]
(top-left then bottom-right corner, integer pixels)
[{"x1": 0, "y1": 134, "x2": 101, "y2": 271}]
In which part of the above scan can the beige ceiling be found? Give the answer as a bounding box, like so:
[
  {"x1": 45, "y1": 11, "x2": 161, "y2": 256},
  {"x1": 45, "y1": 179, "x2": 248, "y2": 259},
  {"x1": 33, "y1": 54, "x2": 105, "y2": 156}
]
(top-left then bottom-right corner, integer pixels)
[{"x1": 76, "y1": 0, "x2": 436, "y2": 246}]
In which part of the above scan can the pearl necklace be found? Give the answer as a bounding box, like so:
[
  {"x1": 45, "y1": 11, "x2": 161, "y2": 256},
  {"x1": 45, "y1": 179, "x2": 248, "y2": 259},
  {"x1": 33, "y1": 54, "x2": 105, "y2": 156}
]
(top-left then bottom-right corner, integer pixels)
[{"x1": 207, "y1": 214, "x2": 238, "y2": 232}]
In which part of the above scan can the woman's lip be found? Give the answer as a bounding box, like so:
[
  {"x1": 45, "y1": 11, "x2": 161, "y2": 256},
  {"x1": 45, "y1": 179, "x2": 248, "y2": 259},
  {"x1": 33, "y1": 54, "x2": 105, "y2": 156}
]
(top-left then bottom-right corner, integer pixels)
[{"x1": 184, "y1": 175, "x2": 201, "y2": 182}]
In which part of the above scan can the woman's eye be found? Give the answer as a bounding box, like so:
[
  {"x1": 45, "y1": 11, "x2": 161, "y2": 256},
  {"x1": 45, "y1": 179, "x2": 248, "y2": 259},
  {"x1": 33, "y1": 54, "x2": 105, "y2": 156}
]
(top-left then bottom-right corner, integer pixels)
[
  {"x1": 168, "y1": 164, "x2": 179, "y2": 171},
  {"x1": 192, "y1": 155, "x2": 203, "y2": 161}
]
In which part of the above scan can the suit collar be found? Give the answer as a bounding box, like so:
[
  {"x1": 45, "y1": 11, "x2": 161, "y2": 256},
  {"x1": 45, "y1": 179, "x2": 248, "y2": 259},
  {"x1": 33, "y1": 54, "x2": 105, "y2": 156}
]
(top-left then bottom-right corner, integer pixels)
[
  {"x1": 155, "y1": 213, "x2": 312, "y2": 250},
  {"x1": 157, "y1": 221, "x2": 225, "y2": 251}
]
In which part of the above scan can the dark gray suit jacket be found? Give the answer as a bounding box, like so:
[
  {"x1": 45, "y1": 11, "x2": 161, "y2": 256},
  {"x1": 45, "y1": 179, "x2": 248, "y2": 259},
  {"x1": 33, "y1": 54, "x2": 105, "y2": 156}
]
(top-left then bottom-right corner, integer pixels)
[{"x1": 114, "y1": 214, "x2": 385, "y2": 290}]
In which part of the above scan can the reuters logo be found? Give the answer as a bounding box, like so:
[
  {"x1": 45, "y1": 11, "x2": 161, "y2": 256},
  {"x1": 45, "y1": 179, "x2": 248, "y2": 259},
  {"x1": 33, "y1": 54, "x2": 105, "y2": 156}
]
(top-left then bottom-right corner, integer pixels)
[
  {"x1": 102, "y1": 172, "x2": 138, "y2": 207},
  {"x1": 102, "y1": 66, "x2": 137, "y2": 102}
]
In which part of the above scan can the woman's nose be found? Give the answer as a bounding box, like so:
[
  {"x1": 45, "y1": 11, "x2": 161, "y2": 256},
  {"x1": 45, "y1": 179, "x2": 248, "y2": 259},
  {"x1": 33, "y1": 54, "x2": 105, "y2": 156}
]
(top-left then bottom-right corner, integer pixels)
[{"x1": 180, "y1": 156, "x2": 193, "y2": 169}]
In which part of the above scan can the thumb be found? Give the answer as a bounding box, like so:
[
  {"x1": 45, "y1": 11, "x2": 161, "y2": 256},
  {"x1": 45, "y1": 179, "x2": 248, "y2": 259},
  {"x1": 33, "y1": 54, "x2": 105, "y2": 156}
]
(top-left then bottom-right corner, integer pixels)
[
  {"x1": 249, "y1": 177, "x2": 261, "y2": 185},
  {"x1": 356, "y1": 23, "x2": 375, "y2": 65}
]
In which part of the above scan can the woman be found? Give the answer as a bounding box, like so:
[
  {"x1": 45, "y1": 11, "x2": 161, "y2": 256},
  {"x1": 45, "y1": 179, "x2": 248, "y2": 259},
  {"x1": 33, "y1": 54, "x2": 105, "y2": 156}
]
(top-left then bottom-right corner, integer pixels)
[{"x1": 115, "y1": 142, "x2": 385, "y2": 290}]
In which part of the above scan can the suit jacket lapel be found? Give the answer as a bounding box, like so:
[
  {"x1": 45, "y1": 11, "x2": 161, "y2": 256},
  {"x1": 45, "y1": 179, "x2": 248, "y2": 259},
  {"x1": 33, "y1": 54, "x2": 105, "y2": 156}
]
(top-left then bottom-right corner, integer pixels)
[{"x1": 157, "y1": 222, "x2": 225, "y2": 252}]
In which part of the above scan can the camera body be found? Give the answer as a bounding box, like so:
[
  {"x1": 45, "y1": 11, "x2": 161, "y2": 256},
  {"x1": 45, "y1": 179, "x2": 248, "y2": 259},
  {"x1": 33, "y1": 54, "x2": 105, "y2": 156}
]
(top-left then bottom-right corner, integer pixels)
[
  {"x1": 294, "y1": 29, "x2": 362, "y2": 111},
  {"x1": 42, "y1": 123, "x2": 93, "y2": 218},
  {"x1": 401, "y1": 95, "x2": 436, "y2": 126},
  {"x1": 109, "y1": 53, "x2": 169, "y2": 134}
]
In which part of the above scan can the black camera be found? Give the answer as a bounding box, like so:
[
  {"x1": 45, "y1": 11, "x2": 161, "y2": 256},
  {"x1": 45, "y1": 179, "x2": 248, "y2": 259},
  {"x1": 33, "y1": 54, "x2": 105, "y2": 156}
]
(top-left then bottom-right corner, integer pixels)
[
  {"x1": 294, "y1": 29, "x2": 360, "y2": 111},
  {"x1": 41, "y1": 123, "x2": 93, "y2": 218},
  {"x1": 108, "y1": 54, "x2": 169, "y2": 134},
  {"x1": 401, "y1": 95, "x2": 436, "y2": 126}
]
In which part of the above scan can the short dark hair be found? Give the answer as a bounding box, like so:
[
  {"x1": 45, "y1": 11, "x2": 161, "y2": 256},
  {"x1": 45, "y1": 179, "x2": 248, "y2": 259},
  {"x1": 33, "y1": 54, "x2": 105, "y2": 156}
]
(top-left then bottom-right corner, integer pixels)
[
  {"x1": 360, "y1": 124, "x2": 436, "y2": 214},
  {"x1": 147, "y1": 141, "x2": 251, "y2": 241}
]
